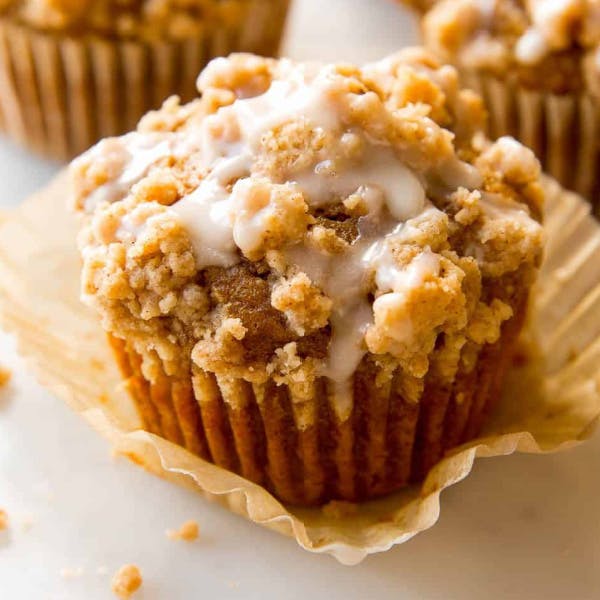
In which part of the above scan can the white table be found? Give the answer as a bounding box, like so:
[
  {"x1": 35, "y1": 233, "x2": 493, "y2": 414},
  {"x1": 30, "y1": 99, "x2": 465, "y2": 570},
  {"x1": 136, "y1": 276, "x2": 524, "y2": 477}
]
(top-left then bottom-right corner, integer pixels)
[{"x1": 1, "y1": 1, "x2": 600, "y2": 598}]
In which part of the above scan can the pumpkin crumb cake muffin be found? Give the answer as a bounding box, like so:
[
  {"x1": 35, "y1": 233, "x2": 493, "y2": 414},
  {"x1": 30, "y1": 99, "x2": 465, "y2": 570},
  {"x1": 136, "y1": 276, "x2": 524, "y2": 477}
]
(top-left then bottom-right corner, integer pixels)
[
  {"x1": 422, "y1": 0, "x2": 600, "y2": 211},
  {"x1": 71, "y1": 49, "x2": 544, "y2": 506},
  {"x1": 0, "y1": 0, "x2": 290, "y2": 159}
]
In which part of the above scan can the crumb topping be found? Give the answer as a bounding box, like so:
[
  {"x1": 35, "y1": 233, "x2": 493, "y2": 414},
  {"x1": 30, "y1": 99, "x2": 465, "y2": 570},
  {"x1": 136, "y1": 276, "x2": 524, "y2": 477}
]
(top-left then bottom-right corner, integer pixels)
[
  {"x1": 166, "y1": 519, "x2": 200, "y2": 541},
  {"x1": 424, "y1": 0, "x2": 600, "y2": 94},
  {"x1": 73, "y1": 51, "x2": 543, "y2": 418},
  {"x1": 111, "y1": 564, "x2": 142, "y2": 600},
  {"x1": 0, "y1": 0, "x2": 254, "y2": 40}
]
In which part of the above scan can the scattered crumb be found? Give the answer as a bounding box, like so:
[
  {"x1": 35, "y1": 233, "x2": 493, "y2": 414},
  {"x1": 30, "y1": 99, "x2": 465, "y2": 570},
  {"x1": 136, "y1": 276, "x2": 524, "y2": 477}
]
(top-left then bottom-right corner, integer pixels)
[
  {"x1": 322, "y1": 500, "x2": 359, "y2": 519},
  {"x1": 97, "y1": 566, "x2": 109, "y2": 576},
  {"x1": 0, "y1": 509, "x2": 8, "y2": 530},
  {"x1": 0, "y1": 365, "x2": 11, "y2": 387},
  {"x1": 111, "y1": 564, "x2": 142, "y2": 599},
  {"x1": 60, "y1": 567, "x2": 84, "y2": 580},
  {"x1": 119, "y1": 450, "x2": 145, "y2": 466},
  {"x1": 227, "y1": 581, "x2": 240, "y2": 589},
  {"x1": 166, "y1": 519, "x2": 199, "y2": 542}
]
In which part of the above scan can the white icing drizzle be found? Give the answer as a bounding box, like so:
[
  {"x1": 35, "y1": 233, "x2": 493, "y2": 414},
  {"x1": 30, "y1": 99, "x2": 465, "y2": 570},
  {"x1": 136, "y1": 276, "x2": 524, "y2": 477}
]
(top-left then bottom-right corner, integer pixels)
[
  {"x1": 285, "y1": 200, "x2": 444, "y2": 420},
  {"x1": 294, "y1": 145, "x2": 425, "y2": 222},
  {"x1": 172, "y1": 175, "x2": 240, "y2": 269},
  {"x1": 83, "y1": 57, "x2": 487, "y2": 420},
  {"x1": 515, "y1": 28, "x2": 549, "y2": 64},
  {"x1": 79, "y1": 132, "x2": 184, "y2": 213},
  {"x1": 167, "y1": 63, "x2": 430, "y2": 277},
  {"x1": 515, "y1": 0, "x2": 581, "y2": 64},
  {"x1": 168, "y1": 62, "x2": 348, "y2": 267}
]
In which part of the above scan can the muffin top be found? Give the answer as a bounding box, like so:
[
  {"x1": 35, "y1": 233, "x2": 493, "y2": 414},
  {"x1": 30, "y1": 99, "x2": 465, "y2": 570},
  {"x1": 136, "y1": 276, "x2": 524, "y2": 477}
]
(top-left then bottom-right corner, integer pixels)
[
  {"x1": 0, "y1": 0, "x2": 245, "y2": 40},
  {"x1": 72, "y1": 51, "x2": 543, "y2": 418},
  {"x1": 424, "y1": 0, "x2": 600, "y2": 95}
]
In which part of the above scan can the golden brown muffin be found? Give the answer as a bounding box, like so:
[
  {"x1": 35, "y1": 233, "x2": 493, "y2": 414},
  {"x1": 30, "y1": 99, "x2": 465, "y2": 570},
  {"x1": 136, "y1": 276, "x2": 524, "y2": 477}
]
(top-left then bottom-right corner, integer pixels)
[
  {"x1": 0, "y1": 0, "x2": 290, "y2": 159},
  {"x1": 422, "y1": 0, "x2": 600, "y2": 211},
  {"x1": 72, "y1": 50, "x2": 544, "y2": 505}
]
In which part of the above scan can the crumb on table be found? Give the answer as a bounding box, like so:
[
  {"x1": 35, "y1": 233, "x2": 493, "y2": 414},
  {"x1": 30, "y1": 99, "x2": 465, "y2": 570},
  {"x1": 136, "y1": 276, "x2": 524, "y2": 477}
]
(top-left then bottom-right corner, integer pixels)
[
  {"x1": 166, "y1": 519, "x2": 199, "y2": 542},
  {"x1": 0, "y1": 509, "x2": 8, "y2": 530},
  {"x1": 111, "y1": 564, "x2": 142, "y2": 599},
  {"x1": 0, "y1": 366, "x2": 11, "y2": 387}
]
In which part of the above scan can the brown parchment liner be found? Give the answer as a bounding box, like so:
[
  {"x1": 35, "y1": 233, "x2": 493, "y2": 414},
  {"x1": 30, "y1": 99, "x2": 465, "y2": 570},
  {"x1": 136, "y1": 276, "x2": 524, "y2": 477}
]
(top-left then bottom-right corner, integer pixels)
[
  {"x1": 0, "y1": 0, "x2": 290, "y2": 161},
  {"x1": 460, "y1": 71, "x2": 600, "y2": 214},
  {"x1": 1, "y1": 172, "x2": 600, "y2": 564}
]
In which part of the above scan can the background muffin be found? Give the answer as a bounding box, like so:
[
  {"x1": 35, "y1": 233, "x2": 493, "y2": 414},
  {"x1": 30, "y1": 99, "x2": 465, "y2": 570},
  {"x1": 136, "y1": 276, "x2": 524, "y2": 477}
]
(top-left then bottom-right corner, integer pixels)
[
  {"x1": 71, "y1": 50, "x2": 544, "y2": 506},
  {"x1": 0, "y1": 0, "x2": 290, "y2": 160},
  {"x1": 422, "y1": 0, "x2": 600, "y2": 213}
]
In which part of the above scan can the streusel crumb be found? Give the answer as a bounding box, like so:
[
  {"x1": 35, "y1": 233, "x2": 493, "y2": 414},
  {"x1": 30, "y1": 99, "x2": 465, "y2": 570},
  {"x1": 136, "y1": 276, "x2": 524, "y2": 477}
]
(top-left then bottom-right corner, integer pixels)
[
  {"x1": 166, "y1": 519, "x2": 200, "y2": 542},
  {"x1": 0, "y1": 366, "x2": 11, "y2": 387},
  {"x1": 111, "y1": 564, "x2": 142, "y2": 600}
]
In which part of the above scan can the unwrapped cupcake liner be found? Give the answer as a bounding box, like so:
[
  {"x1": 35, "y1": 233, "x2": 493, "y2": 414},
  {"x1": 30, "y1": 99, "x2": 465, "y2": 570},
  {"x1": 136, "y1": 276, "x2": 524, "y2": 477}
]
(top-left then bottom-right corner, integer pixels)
[
  {"x1": 0, "y1": 0, "x2": 290, "y2": 161},
  {"x1": 461, "y1": 71, "x2": 600, "y2": 214},
  {"x1": 0, "y1": 173, "x2": 599, "y2": 563}
]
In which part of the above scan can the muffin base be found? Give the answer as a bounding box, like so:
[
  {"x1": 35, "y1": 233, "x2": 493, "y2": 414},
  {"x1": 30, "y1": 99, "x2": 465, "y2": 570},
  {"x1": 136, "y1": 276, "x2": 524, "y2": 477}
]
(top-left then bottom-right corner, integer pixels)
[
  {"x1": 107, "y1": 291, "x2": 529, "y2": 507},
  {"x1": 461, "y1": 71, "x2": 600, "y2": 214},
  {"x1": 0, "y1": 0, "x2": 290, "y2": 160}
]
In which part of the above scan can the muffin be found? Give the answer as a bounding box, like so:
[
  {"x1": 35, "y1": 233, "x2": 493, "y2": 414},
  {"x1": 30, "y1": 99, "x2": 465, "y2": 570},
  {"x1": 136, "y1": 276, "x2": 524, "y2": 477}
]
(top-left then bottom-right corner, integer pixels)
[
  {"x1": 0, "y1": 0, "x2": 290, "y2": 160},
  {"x1": 71, "y1": 49, "x2": 544, "y2": 506},
  {"x1": 423, "y1": 0, "x2": 600, "y2": 212}
]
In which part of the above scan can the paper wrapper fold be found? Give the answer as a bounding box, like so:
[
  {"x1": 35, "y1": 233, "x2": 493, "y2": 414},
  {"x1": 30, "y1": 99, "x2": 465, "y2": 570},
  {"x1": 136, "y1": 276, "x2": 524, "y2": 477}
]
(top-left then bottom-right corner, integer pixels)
[
  {"x1": 0, "y1": 173, "x2": 599, "y2": 564},
  {"x1": 0, "y1": 0, "x2": 290, "y2": 161},
  {"x1": 461, "y1": 72, "x2": 600, "y2": 214}
]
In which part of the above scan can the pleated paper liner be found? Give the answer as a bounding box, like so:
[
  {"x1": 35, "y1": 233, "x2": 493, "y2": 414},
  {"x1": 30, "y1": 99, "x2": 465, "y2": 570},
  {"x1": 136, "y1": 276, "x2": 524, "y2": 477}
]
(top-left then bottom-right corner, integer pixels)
[
  {"x1": 0, "y1": 0, "x2": 290, "y2": 161},
  {"x1": 460, "y1": 71, "x2": 600, "y2": 215},
  {"x1": 1, "y1": 172, "x2": 599, "y2": 563},
  {"x1": 107, "y1": 281, "x2": 529, "y2": 506}
]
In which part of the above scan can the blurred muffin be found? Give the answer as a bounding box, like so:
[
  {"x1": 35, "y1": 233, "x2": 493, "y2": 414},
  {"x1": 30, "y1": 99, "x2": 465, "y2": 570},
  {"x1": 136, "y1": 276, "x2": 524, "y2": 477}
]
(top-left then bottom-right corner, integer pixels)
[
  {"x1": 423, "y1": 0, "x2": 600, "y2": 212},
  {"x1": 0, "y1": 0, "x2": 290, "y2": 160},
  {"x1": 71, "y1": 50, "x2": 544, "y2": 506}
]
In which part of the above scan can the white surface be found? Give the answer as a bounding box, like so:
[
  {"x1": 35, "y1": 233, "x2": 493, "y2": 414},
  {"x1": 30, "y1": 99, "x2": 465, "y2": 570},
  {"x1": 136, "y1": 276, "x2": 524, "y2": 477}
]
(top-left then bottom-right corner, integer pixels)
[{"x1": 1, "y1": 1, "x2": 600, "y2": 598}]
